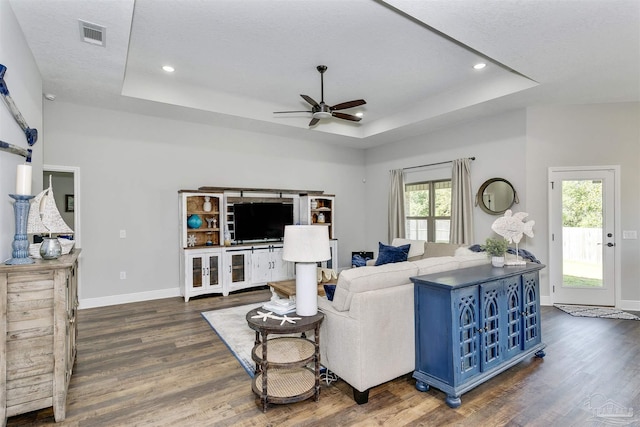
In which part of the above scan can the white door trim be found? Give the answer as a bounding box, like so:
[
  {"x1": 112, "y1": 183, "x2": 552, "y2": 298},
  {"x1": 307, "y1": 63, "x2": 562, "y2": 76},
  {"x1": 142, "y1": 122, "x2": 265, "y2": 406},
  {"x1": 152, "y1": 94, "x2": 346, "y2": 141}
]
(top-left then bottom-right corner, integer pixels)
[
  {"x1": 44, "y1": 165, "x2": 83, "y2": 304},
  {"x1": 547, "y1": 165, "x2": 621, "y2": 308},
  {"x1": 43, "y1": 164, "x2": 80, "y2": 248}
]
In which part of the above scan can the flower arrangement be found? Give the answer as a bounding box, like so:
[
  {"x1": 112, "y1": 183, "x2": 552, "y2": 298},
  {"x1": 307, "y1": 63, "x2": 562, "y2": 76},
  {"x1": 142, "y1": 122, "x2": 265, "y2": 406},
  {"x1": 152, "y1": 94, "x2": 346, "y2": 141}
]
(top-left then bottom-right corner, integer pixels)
[{"x1": 483, "y1": 237, "x2": 509, "y2": 257}]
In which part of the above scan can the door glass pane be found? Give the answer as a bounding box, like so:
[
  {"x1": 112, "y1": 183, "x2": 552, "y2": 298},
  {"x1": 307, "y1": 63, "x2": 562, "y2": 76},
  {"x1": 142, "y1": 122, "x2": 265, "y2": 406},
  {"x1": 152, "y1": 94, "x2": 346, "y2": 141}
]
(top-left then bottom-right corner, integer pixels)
[
  {"x1": 208, "y1": 255, "x2": 219, "y2": 286},
  {"x1": 231, "y1": 254, "x2": 245, "y2": 283},
  {"x1": 561, "y1": 179, "x2": 603, "y2": 288},
  {"x1": 192, "y1": 257, "x2": 203, "y2": 288}
]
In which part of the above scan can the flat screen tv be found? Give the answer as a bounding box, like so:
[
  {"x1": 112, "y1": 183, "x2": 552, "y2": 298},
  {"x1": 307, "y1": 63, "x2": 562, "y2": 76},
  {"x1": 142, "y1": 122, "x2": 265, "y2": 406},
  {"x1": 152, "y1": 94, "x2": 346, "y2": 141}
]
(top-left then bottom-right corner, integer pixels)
[{"x1": 233, "y1": 202, "x2": 294, "y2": 242}]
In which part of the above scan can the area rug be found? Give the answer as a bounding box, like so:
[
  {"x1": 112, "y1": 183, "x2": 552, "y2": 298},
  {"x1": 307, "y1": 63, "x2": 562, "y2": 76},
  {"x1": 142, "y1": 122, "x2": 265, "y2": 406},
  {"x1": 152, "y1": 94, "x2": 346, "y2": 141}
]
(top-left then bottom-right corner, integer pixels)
[
  {"x1": 555, "y1": 304, "x2": 640, "y2": 320},
  {"x1": 201, "y1": 302, "x2": 264, "y2": 378},
  {"x1": 202, "y1": 303, "x2": 329, "y2": 382}
]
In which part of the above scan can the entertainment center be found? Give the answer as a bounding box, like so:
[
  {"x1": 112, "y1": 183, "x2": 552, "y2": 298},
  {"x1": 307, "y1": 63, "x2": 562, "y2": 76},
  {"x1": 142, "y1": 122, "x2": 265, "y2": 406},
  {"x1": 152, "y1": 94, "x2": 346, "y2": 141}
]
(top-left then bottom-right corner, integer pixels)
[{"x1": 178, "y1": 187, "x2": 338, "y2": 301}]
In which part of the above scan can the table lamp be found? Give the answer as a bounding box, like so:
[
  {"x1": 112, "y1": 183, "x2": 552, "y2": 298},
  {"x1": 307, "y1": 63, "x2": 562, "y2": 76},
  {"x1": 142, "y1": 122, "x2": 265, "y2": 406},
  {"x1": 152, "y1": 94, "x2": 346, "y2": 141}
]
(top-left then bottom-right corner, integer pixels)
[{"x1": 282, "y1": 225, "x2": 331, "y2": 316}]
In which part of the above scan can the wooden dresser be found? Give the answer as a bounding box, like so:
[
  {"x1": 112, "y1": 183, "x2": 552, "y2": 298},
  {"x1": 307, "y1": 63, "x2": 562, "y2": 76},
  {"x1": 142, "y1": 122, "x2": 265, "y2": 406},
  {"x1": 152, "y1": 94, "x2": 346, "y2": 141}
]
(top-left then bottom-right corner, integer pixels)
[{"x1": 0, "y1": 250, "x2": 80, "y2": 424}]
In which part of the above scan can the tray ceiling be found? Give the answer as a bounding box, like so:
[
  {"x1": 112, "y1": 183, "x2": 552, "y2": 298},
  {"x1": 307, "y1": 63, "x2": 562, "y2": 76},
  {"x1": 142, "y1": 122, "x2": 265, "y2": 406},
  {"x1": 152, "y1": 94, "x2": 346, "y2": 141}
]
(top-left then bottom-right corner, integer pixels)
[{"x1": 8, "y1": 0, "x2": 640, "y2": 148}]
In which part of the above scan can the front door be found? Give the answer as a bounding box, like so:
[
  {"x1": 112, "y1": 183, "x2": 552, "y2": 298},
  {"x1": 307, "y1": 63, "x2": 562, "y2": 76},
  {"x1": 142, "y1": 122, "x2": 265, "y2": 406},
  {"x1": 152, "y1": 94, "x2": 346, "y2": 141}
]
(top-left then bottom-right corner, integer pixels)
[{"x1": 549, "y1": 167, "x2": 617, "y2": 306}]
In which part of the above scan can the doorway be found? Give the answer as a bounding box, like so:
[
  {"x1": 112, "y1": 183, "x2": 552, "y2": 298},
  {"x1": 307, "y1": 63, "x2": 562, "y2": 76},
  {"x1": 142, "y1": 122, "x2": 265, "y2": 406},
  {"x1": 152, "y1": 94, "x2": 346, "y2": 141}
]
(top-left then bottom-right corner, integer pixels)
[
  {"x1": 43, "y1": 165, "x2": 80, "y2": 248},
  {"x1": 549, "y1": 167, "x2": 618, "y2": 306}
]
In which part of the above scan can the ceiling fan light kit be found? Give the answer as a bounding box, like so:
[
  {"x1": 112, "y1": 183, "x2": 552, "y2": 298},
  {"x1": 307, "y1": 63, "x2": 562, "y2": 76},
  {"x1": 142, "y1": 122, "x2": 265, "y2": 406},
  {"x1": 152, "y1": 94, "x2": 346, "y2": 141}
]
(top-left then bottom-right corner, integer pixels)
[{"x1": 275, "y1": 65, "x2": 366, "y2": 127}]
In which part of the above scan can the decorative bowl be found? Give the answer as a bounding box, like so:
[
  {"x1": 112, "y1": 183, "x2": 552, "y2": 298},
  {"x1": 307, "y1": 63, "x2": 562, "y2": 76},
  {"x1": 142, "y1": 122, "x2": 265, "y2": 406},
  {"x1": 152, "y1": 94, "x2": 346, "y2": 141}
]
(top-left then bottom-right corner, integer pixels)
[{"x1": 29, "y1": 238, "x2": 75, "y2": 259}]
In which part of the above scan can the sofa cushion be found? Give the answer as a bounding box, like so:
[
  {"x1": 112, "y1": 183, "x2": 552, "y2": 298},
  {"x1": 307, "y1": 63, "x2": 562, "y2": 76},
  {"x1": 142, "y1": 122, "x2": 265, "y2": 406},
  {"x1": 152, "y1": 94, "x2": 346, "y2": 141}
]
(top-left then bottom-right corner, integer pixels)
[
  {"x1": 456, "y1": 252, "x2": 491, "y2": 269},
  {"x1": 391, "y1": 238, "x2": 425, "y2": 259},
  {"x1": 332, "y1": 262, "x2": 419, "y2": 311},
  {"x1": 375, "y1": 242, "x2": 410, "y2": 266},
  {"x1": 423, "y1": 242, "x2": 462, "y2": 258},
  {"x1": 412, "y1": 256, "x2": 460, "y2": 276}
]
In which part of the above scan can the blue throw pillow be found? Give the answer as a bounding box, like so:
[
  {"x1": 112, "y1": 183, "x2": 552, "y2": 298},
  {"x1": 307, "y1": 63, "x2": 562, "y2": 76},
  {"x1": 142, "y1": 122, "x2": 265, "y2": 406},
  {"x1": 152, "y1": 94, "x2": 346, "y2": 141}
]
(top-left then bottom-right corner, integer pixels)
[
  {"x1": 323, "y1": 284, "x2": 336, "y2": 301},
  {"x1": 374, "y1": 242, "x2": 411, "y2": 266},
  {"x1": 351, "y1": 254, "x2": 367, "y2": 267}
]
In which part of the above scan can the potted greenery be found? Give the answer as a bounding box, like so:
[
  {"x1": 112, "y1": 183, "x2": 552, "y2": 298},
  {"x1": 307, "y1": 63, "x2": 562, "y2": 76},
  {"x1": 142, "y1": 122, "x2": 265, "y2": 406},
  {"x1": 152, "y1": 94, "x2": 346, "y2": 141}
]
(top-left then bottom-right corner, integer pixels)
[{"x1": 483, "y1": 237, "x2": 509, "y2": 267}]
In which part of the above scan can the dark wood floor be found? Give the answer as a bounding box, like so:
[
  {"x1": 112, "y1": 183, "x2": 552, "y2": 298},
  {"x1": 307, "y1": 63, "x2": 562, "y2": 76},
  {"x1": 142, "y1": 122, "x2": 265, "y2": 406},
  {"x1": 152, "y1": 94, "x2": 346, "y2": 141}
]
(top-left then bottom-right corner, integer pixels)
[{"x1": 8, "y1": 288, "x2": 640, "y2": 426}]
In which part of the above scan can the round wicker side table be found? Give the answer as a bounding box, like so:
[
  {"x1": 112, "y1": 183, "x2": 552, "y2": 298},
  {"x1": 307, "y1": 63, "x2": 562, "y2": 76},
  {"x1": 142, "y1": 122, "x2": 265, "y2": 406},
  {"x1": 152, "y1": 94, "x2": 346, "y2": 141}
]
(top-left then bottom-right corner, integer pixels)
[{"x1": 246, "y1": 308, "x2": 324, "y2": 412}]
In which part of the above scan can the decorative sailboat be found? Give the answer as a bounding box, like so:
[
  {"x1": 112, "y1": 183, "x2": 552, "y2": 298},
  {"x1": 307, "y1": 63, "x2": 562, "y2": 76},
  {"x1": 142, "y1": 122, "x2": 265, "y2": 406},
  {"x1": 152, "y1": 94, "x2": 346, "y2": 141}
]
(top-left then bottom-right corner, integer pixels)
[{"x1": 27, "y1": 175, "x2": 75, "y2": 259}]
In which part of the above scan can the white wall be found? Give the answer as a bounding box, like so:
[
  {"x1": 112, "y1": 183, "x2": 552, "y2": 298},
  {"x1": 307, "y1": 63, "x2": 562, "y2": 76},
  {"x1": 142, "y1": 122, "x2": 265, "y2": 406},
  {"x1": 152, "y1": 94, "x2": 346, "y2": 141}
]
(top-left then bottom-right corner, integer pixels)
[
  {"x1": 526, "y1": 102, "x2": 640, "y2": 307},
  {"x1": 37, "y1": 98, "x2": 640, "y2": 309},
  {"x1": 0, "y1": 0, "x2": 42, "y2": 262},
  {"x1": 43, "y1": 102, "x2": 367, "y2": 303},
  {"x1": 364, "y1": 109, "x2": 528, "y2": 253},
  {"x1": 364, "y1": 103, "x2": 639, "y2": 308}
]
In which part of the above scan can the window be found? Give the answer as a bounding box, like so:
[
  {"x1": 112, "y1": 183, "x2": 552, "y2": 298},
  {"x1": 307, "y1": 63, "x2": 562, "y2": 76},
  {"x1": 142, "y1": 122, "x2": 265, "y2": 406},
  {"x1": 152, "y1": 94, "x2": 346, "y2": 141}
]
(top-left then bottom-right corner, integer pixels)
[{"x1": 405, "y1": 180, "x2": 451, "y2": 242}]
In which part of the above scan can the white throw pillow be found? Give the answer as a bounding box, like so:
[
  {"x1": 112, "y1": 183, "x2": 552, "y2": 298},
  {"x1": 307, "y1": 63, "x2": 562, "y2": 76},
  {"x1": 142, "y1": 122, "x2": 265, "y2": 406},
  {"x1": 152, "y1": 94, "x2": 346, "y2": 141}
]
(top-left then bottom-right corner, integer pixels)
[{"x1": 391, "y1": 238, "x2": 425, "y2": 259}]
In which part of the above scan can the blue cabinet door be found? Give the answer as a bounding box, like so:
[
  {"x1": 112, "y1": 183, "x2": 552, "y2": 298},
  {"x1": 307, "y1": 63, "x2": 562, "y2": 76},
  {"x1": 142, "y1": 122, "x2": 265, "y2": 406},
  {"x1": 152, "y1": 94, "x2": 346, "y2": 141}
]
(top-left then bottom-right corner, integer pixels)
[
  {"x1": 522, "y1": 271, "x2": 542, "y2": 350},
  {"x1": 452, "y1": 286, "x2": 480, "y2": 383},
  {"x1": 479, "y1": 280, "x2": 505, "y2": 371},
  {"x1": 504, "y1": 275, "x2": 523, "y2": 360}
]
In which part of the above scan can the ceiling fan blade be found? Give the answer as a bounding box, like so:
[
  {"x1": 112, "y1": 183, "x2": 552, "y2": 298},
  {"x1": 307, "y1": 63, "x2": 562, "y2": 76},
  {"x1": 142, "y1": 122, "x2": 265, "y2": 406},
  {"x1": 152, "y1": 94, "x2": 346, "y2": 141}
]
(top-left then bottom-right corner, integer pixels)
[
  {"x1": 273, "y1": 110, "x2": 312, "y2": 114},
  {"x1": 332, "y1": 112, "x2": 362, "y2": 122},
  {"x1": 301, "y1": 94, "x2": 319, "y2": 108},
  {"x1": 309, "y1": 117, "x2": 320, "y2": 126},
  {"x1": 331, "y1": 99, "x2": 366, "y2": 111}
]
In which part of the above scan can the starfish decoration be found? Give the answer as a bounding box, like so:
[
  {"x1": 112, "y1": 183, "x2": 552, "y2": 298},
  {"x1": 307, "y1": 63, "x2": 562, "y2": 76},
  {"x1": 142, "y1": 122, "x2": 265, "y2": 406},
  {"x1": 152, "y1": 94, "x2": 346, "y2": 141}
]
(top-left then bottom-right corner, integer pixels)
[
  {"x1": 250, "y1": 311, "x2": 302, "y2": 324},
  {"x1": 251, "y1": 310, "x2": 274, "y2": 322},
  {"x1": 187, "y1": 234, "x2": 197, "y2": 247},
  {"x1": 278, "y1": 314, "x2": 302, "y2": 325}
]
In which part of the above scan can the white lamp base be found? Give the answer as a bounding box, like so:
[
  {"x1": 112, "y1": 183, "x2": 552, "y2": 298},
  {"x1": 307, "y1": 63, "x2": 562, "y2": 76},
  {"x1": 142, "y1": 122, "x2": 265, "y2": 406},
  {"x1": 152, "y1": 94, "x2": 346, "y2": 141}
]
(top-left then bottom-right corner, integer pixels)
[{"x1": 295, "y1": 262, "x2": 318, "y2": 316}]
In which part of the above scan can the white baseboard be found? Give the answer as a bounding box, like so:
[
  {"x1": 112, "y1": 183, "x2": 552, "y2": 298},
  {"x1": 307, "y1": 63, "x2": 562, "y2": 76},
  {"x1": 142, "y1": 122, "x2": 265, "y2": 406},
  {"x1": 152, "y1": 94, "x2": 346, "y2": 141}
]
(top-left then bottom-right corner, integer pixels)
[
  {"x1": 79, "y1": 287, "x2": 182, "y2": 309},
  {"x1": 619, "y1": 300, "x2": 640, "y2": 311}
]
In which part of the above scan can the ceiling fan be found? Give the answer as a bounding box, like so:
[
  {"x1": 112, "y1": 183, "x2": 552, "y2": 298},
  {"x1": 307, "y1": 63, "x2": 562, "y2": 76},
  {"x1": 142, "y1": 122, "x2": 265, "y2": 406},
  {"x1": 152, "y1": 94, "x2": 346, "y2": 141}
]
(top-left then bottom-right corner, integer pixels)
[{"x1": 274, "y1": 65, "x2": 366, "y2": 127}]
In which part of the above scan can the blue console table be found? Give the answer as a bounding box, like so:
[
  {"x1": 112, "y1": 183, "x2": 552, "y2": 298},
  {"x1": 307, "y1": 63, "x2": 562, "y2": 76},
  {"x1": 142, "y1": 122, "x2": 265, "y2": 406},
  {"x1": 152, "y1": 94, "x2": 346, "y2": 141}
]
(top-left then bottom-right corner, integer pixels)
[{"x1": 411, "y1": 263, "x2": 546, "y2": 408}]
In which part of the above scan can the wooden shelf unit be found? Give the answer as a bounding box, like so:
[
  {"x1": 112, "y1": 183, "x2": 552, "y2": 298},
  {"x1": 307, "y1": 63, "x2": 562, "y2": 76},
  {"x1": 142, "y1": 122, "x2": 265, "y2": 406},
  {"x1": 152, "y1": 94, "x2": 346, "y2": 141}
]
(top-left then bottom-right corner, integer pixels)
[
  {"x1": 179, "y1": 191, "x2": 223, "y2": 249},
  {"x1": 301, "y1": 195, "x2": 335, "y2": 239}
]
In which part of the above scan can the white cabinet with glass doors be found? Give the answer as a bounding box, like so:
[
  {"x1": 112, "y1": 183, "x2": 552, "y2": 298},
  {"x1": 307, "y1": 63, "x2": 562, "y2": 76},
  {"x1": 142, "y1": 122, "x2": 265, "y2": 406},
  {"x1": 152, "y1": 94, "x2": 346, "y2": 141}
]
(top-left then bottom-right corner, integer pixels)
[
  {"x1": 182, "y1": 249, "x2": 223, "y2": 301},
  {"x1": 223, "y1": 248, "x2": 253, "y2": 294}
]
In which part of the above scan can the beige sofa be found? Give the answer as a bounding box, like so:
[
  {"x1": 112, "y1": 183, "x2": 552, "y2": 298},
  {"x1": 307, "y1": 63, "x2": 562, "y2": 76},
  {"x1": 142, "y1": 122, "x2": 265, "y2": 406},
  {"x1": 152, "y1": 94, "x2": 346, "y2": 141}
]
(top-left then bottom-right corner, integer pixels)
[{"x1": 317, "y1": 242, "x2": 489, "y2": 404}]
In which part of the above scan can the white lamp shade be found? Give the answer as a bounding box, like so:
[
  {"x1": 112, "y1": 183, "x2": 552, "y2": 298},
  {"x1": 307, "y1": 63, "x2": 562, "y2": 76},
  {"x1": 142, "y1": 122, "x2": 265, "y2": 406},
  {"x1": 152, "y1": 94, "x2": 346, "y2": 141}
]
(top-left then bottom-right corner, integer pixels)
[{"x1": 282, "y1": 225, "x2": 331, "y2": 262}]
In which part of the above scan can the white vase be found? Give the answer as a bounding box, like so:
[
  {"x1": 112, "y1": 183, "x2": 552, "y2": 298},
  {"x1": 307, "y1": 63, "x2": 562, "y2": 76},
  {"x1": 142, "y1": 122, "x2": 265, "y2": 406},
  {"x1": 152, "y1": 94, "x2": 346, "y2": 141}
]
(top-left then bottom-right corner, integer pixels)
[
  {"x1": 203, "y1": 196, "x2": 212, "y2": 212},
  {"x1": 492, "y1": 256, "x2": 505, "y2": 267}
]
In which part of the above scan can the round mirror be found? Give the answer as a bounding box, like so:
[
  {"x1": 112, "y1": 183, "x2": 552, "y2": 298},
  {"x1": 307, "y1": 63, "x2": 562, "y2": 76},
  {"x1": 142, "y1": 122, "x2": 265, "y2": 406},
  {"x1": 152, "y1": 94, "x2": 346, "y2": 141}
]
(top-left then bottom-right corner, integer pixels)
[{"x1": 476, "y1": 178, "x2": 518, "y2": 215}]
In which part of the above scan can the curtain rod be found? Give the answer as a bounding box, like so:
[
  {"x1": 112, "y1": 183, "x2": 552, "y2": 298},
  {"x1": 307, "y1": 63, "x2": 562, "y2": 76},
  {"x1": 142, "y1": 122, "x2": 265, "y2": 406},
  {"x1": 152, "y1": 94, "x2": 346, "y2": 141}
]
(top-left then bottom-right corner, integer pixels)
[{"x1": 401, "y1": 156, "x2": 475, "y2": 171}]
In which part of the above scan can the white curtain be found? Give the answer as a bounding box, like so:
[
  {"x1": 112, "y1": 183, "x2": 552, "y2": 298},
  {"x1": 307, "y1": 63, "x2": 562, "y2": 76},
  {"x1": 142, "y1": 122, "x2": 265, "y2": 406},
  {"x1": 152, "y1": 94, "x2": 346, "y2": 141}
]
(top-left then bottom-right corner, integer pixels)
[
  {"x1": 450, "y1": 158, "x2": 474, "y2": 244},
  {"x1": 388, "y1": 169, "x2": 405, "y2": 243}
]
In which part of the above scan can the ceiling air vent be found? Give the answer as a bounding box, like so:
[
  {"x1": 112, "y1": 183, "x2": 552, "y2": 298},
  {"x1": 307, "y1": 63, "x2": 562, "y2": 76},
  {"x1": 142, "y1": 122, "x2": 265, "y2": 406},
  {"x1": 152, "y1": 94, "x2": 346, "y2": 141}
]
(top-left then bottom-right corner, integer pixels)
[{"x1": 78, "y1": 20, "x2": 106, "y2": 47}]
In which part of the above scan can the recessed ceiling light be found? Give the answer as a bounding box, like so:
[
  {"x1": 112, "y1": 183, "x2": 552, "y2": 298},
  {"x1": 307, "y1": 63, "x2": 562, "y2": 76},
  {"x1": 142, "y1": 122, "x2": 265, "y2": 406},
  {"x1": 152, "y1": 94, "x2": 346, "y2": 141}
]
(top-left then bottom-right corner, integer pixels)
[
  {"x1": 473, "y1": 63, "x2": 487, "y2": 70},
  {"x1": 43, "y1": 93, "x2": 56, "y2": 101},
  {"x1": 162, "y1": 65, "x2": 175, "y2": 73},
  {"x1": 355, "y1": 112, "x2": 364, "y2": 118}
]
